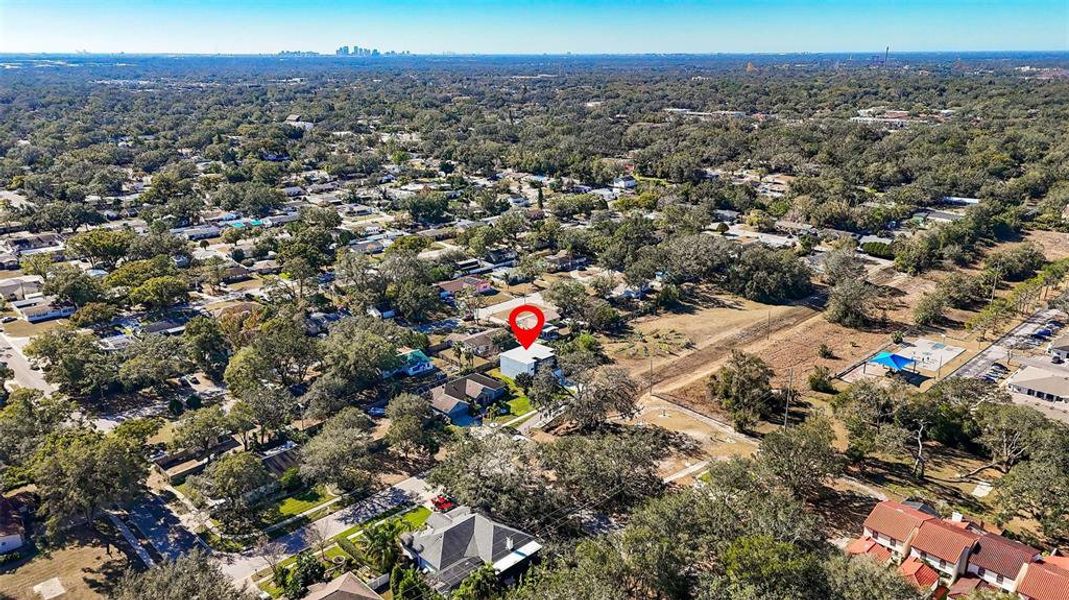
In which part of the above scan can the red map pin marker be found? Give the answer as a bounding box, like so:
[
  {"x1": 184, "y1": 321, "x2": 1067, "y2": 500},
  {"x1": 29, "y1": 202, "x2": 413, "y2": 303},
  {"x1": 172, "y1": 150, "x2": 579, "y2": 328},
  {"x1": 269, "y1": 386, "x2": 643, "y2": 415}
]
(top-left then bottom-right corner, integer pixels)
[{"x1": 508, "y1": 304, "x2": 545, "y2": 350}]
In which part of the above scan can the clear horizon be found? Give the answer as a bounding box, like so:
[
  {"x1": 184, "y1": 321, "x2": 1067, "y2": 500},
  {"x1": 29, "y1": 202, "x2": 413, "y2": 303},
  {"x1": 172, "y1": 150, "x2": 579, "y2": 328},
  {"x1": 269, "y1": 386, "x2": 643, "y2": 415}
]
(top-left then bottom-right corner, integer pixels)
[{"x1": 0, "y1": 0, "x2": 1066, "y2": 55}]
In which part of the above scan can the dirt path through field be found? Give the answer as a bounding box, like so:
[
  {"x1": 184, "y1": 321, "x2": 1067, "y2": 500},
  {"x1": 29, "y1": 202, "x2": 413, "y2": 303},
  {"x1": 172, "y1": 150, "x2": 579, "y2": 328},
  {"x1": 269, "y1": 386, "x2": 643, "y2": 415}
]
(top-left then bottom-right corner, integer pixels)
[{"x1": 640, "y1": 300, "x2": 820, "y2": 394}]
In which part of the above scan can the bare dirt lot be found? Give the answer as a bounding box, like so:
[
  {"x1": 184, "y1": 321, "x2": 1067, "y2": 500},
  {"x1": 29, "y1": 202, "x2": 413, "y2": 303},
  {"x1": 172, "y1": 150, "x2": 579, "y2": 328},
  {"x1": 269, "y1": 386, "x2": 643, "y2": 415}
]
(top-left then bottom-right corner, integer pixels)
[
  {"x1": 1020, "y1": 229, "x2": 1069, "y2": 261},
  {"x1": 627, "y1": 396, "x2": 758, "y2": 486},
  {"x1": 605, "y1": 288, "x2": 816, "y2": 388}
]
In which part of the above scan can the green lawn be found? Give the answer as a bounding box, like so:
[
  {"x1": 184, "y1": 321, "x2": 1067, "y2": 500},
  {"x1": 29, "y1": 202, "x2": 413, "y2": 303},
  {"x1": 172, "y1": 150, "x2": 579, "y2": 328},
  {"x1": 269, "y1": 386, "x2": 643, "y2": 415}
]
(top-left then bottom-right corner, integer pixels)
[
  {"x1": 486, "y1": 370, "x2": 535, "y2": 423},
  {"x1": 323, "y1": 545, "x2": 350, "y2": 561},
  {"x1": 254, "y1": 505, "x2": 430, "y2": 585},
  {"x1": 505, "y1": 396, "x2": 532, "y2": 416},
  {"x1": 200, "y1": 529, "x2": 251, "y2": 553},
  {"x1": 400, "y1": 506, "x2": 431, "y2": 530},
  {"x1": 273, "y1": 486, "x2": 337, "y2": 518},
  {"x1": 253, "y1": 485, "x2": 338, "y2": 530},
  {"x1": 174, "y1": 481, "x2": 195, "y2": 499}
]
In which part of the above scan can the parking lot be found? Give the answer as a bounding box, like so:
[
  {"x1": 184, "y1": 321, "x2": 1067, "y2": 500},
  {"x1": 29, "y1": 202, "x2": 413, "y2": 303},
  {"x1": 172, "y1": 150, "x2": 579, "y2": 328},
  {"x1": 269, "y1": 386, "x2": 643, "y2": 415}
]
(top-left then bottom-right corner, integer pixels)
[{"x1": 952, "y1": 308, "x2": 1062, "y2": 380}]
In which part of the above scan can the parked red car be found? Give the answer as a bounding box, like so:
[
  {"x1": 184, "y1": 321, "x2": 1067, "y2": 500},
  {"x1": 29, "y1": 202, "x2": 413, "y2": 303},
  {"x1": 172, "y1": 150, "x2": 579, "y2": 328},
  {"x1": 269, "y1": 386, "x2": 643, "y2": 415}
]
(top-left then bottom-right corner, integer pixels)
[{"x1": 431, "y1": 495, "x2": 456, "y2": 512}]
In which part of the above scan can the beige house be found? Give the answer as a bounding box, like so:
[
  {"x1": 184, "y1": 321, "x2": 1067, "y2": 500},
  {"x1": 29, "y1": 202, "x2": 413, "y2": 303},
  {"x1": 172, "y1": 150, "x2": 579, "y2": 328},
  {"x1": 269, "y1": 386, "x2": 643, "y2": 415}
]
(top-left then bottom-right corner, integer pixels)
[{"x1": 303, "y1": 572, "x2": 382, "y2": 600}]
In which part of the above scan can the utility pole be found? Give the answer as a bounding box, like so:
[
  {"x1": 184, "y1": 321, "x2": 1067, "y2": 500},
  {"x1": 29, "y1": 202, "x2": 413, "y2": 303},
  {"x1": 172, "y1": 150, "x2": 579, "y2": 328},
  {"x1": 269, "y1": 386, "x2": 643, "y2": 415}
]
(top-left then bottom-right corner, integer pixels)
[{"x1": 783, "y1": 367, "x2": 793, "y2": 426}]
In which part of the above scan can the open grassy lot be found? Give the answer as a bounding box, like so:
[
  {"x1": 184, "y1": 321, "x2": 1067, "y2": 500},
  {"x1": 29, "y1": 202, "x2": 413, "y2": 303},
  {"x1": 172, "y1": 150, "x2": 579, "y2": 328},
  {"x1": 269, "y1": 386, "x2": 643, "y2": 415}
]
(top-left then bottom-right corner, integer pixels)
[{"x1": 0, "y1": 526, "x2": 135, "y2": 600}]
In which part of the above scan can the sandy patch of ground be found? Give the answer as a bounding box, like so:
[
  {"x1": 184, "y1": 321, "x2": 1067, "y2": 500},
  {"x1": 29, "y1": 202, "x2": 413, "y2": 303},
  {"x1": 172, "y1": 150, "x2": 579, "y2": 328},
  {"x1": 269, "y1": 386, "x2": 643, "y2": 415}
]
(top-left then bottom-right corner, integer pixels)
[
  {"x1": 0, "y1": 269, "x2": 29, "y2": 281},
  {"x1": 1021, "y1": 229, "x2": 1069, "y2": 261},
  {"x1": 607, "y1": 291, "x2": 818, "y2": 393},
  {"x1": 1, "y1": 317, "x2": 69, "y2": 338},
  {"x1": 0, "y1": 527, "x2": 134, "y2": 600},
  {"x1": 627, "y1": 396, "x2": 758, "y2": 486}
]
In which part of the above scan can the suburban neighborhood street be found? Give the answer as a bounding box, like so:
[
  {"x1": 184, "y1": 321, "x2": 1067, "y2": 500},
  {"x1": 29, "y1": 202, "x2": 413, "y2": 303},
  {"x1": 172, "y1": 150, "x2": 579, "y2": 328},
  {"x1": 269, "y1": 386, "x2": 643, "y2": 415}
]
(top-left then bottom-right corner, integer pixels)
[{"x1": 0, "y1": 331, "x2": 53, "y2": 393}]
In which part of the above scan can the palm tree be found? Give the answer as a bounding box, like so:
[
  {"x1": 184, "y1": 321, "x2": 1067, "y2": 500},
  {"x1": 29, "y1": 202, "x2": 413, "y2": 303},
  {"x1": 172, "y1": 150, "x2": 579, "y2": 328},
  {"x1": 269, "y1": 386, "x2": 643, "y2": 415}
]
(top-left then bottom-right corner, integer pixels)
[
  {"x1": 453, "y1": 342, "x2": 467, "y2": 370},
  {"x1": 358, "y1": 519, "x2": 410, "y2": 573}
]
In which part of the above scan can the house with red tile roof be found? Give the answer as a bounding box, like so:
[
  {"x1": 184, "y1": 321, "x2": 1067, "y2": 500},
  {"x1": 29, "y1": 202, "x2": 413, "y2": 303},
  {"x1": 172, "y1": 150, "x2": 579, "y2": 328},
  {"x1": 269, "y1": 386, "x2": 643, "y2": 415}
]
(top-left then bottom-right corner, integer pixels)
[
  {"x1": 851, "y1": 501, "x2": 1055, "y2": 596},
  {"x1": 846, "y1": 536, "x2": 893, "y2": 564},
  {"x1": 909, "y1": 520, "x2": 981, "y2": 580},
  {"x1": 861, "y1": 500, "x2": 938, "y2": 559},
  {"x1": 966, "y1": 533, "x2": 1040, "y2": 593},
  {"x1": 1017, "y1": 561, "x2": 1069, "y2": 600},
  {"x1": 899, "y1": 557, "x2": 941, "y2": 592}
]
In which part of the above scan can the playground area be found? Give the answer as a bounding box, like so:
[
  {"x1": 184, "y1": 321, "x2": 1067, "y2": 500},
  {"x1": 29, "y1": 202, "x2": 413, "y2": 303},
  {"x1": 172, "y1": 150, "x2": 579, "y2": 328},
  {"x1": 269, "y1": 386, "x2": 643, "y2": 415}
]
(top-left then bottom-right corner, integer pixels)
[
  {"x1": 895, "y1": 338, "x2": 966, "y2": 373},
  {"x1": 840, "y1": 338, "x2": 966, "y2": 386}
]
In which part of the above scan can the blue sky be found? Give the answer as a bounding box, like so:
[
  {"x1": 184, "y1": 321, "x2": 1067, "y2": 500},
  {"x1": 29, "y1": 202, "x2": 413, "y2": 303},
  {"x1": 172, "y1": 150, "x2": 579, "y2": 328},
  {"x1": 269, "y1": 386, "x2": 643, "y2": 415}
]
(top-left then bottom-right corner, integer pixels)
[{"x1": 0, "y1": 0, "x2": 1066, "y2": 54}]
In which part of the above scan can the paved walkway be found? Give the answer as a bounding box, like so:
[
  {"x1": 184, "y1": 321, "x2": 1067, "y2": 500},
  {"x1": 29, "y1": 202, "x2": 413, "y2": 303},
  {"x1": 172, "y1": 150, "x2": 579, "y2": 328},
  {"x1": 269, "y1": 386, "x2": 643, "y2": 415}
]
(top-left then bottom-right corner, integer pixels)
[
  {"x1": 214, "y1": 475, "x2": 431, "y2": 587},
  {"x1": 663, "y1": 461, "x2": 710, "y2": 483}
]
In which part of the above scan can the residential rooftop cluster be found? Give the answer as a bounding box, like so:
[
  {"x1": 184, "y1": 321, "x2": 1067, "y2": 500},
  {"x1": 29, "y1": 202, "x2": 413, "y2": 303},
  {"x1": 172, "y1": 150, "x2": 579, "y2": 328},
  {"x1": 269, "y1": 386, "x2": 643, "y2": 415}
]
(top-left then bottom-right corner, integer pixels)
[{"x1": 0, "y1": 52, "x2": 1068, "y2": 600}]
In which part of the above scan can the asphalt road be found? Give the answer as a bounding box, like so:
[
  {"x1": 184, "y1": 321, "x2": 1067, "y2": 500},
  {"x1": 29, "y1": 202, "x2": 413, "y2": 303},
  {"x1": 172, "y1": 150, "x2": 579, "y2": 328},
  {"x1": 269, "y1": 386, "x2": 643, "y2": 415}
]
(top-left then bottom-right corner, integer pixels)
[
  {"x1": 125, "y1": 492, "x2": 204, "y2": 560},
  {"x1": 0, "y1": 331, "x2": 54, "y2": 393}
]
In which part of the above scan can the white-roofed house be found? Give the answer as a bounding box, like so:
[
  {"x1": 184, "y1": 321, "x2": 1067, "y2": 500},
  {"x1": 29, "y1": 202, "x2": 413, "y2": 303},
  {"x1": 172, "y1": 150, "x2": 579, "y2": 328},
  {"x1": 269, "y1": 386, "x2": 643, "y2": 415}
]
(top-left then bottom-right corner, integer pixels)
[{"x1": 498, "y1": 343, "x2": 555, "y2": 380}]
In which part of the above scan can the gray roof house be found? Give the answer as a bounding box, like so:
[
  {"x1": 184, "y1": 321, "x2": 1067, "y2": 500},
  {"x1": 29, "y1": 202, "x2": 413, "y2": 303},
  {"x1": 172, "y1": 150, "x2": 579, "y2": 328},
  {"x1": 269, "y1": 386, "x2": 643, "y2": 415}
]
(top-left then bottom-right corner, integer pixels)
[
  {"x1": 1007, "y1": 366, "x2": 1069, "y2": 402},
  {"x1": 401, "y1": 506, "x2": 541, "y2": 594},
  {"x1": 429, "y1": 373, "x2": 507, "y2": 425}
]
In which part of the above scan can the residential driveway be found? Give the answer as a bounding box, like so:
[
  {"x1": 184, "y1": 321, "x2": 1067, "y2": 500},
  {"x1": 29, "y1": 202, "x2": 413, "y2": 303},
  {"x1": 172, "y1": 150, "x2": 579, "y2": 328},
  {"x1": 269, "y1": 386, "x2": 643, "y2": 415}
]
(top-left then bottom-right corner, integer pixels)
[
  {"x1": 215, "y1": 475, "x2": 431, "y2": 585},
  {"x1": 126, "y1": 492, "x2": 204, "y2": 560}
]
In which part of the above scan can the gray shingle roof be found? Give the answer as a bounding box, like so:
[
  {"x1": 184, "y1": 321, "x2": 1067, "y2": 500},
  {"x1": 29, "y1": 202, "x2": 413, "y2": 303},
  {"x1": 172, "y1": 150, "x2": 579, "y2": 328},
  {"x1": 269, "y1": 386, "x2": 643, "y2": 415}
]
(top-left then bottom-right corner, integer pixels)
[{"x1": 404, "y1": 508, "x2": 536, "y2": 590}]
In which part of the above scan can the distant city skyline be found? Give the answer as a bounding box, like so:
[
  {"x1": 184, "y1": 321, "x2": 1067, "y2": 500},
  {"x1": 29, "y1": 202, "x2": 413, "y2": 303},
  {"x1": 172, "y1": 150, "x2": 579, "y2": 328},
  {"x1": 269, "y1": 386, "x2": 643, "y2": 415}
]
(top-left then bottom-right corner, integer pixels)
[{"x1": 0, "y1": 0, "x2": 1066, "y2": 55}]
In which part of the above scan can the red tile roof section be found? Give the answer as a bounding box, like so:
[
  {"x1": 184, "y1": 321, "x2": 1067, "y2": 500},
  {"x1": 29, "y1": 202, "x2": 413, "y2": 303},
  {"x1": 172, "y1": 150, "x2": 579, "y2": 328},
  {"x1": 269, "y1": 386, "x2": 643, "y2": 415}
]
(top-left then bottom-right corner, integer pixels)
[
  {"x1": 969, "y1": 533, "x2": 1038, "y2": 579},
  {"x1": 946, "y1": 575, "x2": 983, "y2": 598},
  {"x1": 863, "y1": 500, "x2": 936, "y2": 543},
  {"x1": 846, "y1": 537, "x2": 892, "y2": 564},
  {"x1": 911, "y1": 520, "x2": 980, "y2": 563},
  {"x1": 1018, "y1": 562, "x2": 1069, "y2": 600},
  {"x1": 1043, "y1": 554, "x2": 1069, "y2": 571},
  {"x1": 900, "y1": 557, "x2": 941, "y2": 589}
]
